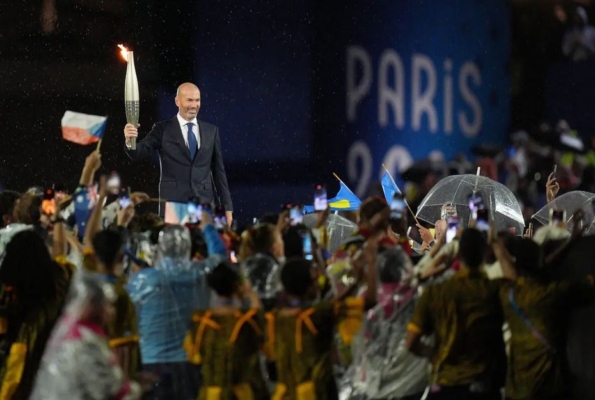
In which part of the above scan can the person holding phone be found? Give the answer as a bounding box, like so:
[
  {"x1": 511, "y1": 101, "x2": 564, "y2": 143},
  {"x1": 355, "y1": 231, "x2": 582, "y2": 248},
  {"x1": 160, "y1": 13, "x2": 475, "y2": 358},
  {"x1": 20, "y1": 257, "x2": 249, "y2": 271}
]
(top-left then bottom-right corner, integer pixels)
[
  {"x1": 127, "y1": 219, "x2": 227, "y2": 399},
  {"x1": 123, "y1": 83, "x2": 233, "y2": 226},
  {"x1": 546, "y1": 168, "x2": 560, "y2": 204},
  {"x1": 406, "y1": 229, "x2": 506, "y2": 399},
  {"x1": 418, "y1": 220, "x2": 447, "y2": 252}
]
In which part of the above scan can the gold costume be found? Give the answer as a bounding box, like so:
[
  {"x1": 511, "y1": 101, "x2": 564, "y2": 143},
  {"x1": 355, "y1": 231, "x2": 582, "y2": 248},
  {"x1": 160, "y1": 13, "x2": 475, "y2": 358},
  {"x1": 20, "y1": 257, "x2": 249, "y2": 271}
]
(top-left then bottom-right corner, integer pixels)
[
  {"x1": 185, "y1": 308, "x2": 269, "y2": 400},
  {"x1": 267, "y1": 298, "x2": 364, "y2": 400},
  {"x1": 0, "y1": 256, "x2": 74, "y2": 400},
  {"x1": 499, "y1": 277, "x2": 595, "y2": 400}
]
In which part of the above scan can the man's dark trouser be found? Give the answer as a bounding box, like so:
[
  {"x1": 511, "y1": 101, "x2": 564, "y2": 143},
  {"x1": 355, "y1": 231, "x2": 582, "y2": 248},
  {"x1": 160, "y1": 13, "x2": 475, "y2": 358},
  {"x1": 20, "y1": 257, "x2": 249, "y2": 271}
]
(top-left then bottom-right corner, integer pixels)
[{"x1": 142, "y1": 362, "x2": 201, "y2": 400}]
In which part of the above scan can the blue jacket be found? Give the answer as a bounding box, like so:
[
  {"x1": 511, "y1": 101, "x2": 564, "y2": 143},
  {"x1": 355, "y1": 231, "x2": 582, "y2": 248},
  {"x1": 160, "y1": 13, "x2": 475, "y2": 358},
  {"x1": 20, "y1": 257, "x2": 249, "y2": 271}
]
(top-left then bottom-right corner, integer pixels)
[{"x1": 127, "y1": 224, "x2": 225, "y2": 364}]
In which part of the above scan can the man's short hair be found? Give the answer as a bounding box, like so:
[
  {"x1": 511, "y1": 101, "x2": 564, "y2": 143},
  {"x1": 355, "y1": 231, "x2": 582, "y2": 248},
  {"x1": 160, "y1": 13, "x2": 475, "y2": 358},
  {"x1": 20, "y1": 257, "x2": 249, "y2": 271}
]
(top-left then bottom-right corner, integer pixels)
[
  {"x1": 92, "y1": 230, "x2": 124, "y2": 270},
  {"x1": 459, "y1": 228, "x2": 487, "y2": 269},
  {"x1": 281, "y1": 258, "x2": 314, "y2": 297},
  {"x1": 207, "y1": 261, "x2": 241, "y2": 297},
  {"x1": 13, "y1": 193, "x2": 41, "y2": 225}
]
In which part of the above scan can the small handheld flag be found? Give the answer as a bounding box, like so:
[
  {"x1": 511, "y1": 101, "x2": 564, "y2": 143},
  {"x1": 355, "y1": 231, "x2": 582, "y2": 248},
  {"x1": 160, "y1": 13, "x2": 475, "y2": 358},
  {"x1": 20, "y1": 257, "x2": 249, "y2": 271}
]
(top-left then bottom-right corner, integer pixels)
[
  {"x1": 381, "y1": 164, "x2": 419, "y2": 224},
  {"x1": 61, "y1": 111, "x2": 107, "y2": 145},
  {"x1": 304, "y1": 174, "x2": 362, "y2": 213}
]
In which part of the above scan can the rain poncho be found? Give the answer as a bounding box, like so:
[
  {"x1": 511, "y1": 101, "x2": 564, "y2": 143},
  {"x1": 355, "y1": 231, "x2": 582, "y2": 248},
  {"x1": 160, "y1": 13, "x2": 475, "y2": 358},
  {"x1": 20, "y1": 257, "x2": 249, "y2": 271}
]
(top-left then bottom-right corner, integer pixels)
[
  {"x1": 127, "y1": 224, "x2": 225, "y2": 364},
  {"x1": 241, "y1": 253, "x2": 281, "y2": 310},
  {"x1": 343, "y1": 247, "x2": 429, "y2": 399},
  {"x1": 124, "y1": 232, "x2": 156, "y2": 276},
  {"x1": 30, "y1": 272, "x2": 141, "y2": 400}
]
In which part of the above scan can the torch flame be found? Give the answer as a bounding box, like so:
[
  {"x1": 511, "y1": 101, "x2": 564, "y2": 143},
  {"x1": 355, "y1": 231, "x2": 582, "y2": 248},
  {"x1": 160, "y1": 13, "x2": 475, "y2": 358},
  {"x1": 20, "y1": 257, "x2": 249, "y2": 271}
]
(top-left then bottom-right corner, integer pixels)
[{"x1": 117, "y1": 44, "x2": 129, "y2": 62}]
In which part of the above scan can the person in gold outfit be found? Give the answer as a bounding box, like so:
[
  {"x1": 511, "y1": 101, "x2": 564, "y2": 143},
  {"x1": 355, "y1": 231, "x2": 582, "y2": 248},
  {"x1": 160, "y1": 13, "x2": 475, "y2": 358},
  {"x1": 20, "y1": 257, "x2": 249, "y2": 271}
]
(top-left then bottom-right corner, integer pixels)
[
  {"x1": 185, "y1": 261, "x2": 268, "y2": 400},
  {"x1": 0, "y1": 221, "x2": 74, "y2": 400},
  {"x1": 267, "y1": 234, "x2": 379, "y2": 400}
]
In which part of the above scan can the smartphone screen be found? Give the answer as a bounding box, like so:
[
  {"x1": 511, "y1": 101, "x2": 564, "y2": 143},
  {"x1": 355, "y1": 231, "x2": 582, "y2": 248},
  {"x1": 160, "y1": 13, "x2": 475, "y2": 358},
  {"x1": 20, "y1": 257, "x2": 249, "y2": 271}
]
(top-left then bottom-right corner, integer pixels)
[
  {"x1": 230, "y1": 251, "x2": 238, "y2": 263},
  {"x1": 214, "y1": 207, "x2": 227, "y2": 229},
  {"x1": 301, "y1": 231, "x2": 313, "y2": 260},
  {"x1": 118, "y1": 187, "x2": 131, "y2": 208},
  {"x1": 313, "y1": 185, "x2": 328, "y2": 211},
  {"x1": 187, "y1": 202, "x2": 203, "y2": 224},
  {"x1": 290, "y1": 205, "x2": 303, "y2": 225},
  {"x1": 468, "y1": 193, "x2": 484, "y2": 219},
  {"x1": 407, "y1": 225, "x2": 423, "y2": 244},
  {"x1": 441, "y1": 203, "x2": 457, "y2": 220},
  {"x1": 446, "y1": 216, "x2": 459, "y2": 243},
  {"x1": 476, "y1": 208, "x2": 490, "y2": 232},
  {"x1": 107, "y1": 172, "x2": 121, "y2": 195},
  {"x1": 390, "y1": 194, "x2": 406, "y2": 221},
  {"x1": 549, "y1": 209, "x2": 566, "y2": 225}
]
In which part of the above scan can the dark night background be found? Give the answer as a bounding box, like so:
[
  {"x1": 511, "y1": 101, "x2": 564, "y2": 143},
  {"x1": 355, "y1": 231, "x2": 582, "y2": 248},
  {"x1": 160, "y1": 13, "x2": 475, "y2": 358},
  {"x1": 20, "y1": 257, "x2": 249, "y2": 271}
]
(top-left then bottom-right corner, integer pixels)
[{"x1": 1, "y1": 0, "x2": 593, "y2": 224}]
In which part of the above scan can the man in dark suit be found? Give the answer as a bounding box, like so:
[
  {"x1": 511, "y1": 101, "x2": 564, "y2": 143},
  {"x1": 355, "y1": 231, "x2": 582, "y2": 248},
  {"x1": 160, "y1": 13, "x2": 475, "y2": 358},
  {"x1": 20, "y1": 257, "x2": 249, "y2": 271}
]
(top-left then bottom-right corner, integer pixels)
[{"x1": 123, "y1": 82, "x2": 233, "y2": 224}]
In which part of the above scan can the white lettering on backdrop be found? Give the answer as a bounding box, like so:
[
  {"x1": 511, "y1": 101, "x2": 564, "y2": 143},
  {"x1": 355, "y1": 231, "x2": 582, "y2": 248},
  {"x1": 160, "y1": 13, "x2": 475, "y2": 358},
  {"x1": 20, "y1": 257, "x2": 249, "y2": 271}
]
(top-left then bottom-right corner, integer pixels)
[{"x1": 345, "y1": 45, "x2": 483, "y2": 196}]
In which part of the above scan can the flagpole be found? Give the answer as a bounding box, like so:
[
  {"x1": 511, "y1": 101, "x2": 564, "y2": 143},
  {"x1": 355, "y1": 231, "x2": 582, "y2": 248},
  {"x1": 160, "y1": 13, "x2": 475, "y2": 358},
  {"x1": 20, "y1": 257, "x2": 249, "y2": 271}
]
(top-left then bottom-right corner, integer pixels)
[
  {"x1": 332, "y1": 172, "x2": 342, "y2": 182},
  {"x1": 96, "y1": 139, "x2": 103, "y2": 152},
  {"x1": 382, "y1": 164, "x2": 420, "y2": 225}
]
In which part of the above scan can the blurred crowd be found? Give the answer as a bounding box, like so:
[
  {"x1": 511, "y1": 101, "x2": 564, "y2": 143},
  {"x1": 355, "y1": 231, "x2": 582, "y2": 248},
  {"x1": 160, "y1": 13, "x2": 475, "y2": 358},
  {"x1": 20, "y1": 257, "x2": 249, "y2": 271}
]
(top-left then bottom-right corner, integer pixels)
[
  {"x1": 0, "y1": 145, "x2": 594, "y2": 400},
  {"x1": 393, "y1": 118, "x2": 595, "y2": 232}
]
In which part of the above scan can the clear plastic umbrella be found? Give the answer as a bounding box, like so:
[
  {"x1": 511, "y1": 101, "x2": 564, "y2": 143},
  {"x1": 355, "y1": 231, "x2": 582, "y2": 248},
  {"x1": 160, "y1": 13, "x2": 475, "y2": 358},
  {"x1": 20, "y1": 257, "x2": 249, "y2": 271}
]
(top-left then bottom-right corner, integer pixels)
[
  {"x1": 532, "y1": 191, "x2": 595, "y2": 234},
  {"x1": 303, "y1": 213, "x2": 357, "y2": 254},
  {"x1": 415, "y1": 174, "x2": 525, "y2": 233}
]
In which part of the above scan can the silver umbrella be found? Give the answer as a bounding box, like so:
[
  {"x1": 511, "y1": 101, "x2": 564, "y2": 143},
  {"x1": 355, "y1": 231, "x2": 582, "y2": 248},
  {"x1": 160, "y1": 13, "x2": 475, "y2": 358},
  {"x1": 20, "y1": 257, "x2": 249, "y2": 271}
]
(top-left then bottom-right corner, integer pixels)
[
  {"x1": 532, "y1": 191, "x2": 595, "y2": 234},
  {"x1": 303, "y1": 213, "x2": 357, "y2": 254},
  {"x1": 415, "y1": 174, "x2": 525, "y2": 233}
]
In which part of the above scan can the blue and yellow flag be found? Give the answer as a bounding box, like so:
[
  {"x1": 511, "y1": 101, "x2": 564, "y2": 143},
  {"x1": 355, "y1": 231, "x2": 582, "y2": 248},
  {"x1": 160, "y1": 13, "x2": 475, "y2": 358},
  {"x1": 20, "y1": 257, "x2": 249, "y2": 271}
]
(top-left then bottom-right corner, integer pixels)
[
  {"x1": 328, "y1": 181, "x2": 361, "y2": 210},
  {"x1": 380, "y1": 170, "x2": 401, "y2": 205},
  {"x1": 304, "y1": 181, "x2": 361, "y2": 213}
]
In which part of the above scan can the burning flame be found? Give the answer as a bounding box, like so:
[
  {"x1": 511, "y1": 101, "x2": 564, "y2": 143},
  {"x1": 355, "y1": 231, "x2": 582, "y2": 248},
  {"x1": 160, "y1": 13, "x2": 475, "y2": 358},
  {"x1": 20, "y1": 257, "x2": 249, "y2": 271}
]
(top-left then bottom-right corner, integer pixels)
[{"x1": 117, "y1": 44, "x2": 129, "y2": 62}]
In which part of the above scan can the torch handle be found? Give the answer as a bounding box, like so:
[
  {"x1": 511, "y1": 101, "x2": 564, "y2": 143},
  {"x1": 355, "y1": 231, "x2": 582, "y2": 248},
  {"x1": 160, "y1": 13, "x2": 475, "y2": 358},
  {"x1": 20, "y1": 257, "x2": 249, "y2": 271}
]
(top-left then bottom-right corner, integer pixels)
[{"x1": 129, "y1": 137, "x2": 137, "y2": 150}]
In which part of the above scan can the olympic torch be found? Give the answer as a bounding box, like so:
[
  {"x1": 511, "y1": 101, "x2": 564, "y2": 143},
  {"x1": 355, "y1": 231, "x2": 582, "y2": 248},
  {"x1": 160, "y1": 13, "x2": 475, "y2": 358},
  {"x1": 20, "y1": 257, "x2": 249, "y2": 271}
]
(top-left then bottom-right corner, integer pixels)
[{"x1": 118, "y1": 45, "x2": 139, "y2": 150}]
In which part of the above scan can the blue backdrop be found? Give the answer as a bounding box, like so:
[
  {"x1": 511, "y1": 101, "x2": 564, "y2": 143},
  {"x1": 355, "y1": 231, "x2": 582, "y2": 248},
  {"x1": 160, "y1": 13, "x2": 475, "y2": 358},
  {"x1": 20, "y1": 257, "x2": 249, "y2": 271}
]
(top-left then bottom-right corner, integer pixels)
[
  {"x1": 168, "y1": 0, "x2": 511, "y2": 223},
  {"x1": 311, "y1": 0, "x2": 511, "y2": 196}
]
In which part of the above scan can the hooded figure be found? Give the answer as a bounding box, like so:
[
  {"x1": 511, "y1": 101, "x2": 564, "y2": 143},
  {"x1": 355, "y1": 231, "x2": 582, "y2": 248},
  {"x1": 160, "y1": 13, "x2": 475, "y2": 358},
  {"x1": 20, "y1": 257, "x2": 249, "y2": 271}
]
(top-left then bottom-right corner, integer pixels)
[
  {"x1": 241, "y1": 253, "x2": 281, "y2": 310},
  {"x1": 343, "y1": 247, "x2": 429, "y2": 400},
  {"x1": 127, "y1": 223, "x2": 226, "y2": 400},
  {"x1": 563, "y1": 6, "x2": 595, "y2": 61},
  {"x1": 123, "y1": 233, "x2": 155, "y2": 276},
  {"x1": 30, "y1": 272, "x2": 141, "y2": 400}
]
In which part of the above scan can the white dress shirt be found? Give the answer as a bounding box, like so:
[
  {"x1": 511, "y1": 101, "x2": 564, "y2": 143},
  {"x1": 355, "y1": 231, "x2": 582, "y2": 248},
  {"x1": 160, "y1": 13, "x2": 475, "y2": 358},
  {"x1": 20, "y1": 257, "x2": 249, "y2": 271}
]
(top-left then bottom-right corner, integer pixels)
[{"x1": 176, "y1": 114, "x2": 201, "y2": 150}]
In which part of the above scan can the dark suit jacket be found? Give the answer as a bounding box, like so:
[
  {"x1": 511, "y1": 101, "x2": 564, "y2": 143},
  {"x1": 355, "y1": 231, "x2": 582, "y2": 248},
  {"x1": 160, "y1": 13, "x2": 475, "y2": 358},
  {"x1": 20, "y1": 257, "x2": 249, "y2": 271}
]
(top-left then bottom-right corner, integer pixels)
[{"x1": 125, "y1": 117, "x2": 233, "y2": 211}]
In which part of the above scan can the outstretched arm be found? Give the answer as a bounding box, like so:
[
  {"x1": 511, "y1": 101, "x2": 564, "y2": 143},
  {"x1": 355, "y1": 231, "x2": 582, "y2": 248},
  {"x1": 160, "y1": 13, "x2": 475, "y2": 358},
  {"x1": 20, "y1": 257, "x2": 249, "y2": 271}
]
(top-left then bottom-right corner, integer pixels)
[{"x1": 124, "y1": 123, "x2": 163, "y2": 161}]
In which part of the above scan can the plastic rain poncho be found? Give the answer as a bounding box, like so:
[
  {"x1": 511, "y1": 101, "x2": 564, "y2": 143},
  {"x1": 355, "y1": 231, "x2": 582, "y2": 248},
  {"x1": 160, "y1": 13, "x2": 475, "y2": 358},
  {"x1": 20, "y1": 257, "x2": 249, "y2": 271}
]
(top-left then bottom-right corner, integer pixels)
[
  {"x1": 30, "y1": 272, "x2": 141, "y2": 400},
  {"x1": 127, "y1": 224, "x2": 225, "y2": 364},
  {"x1": 341, "y1": 247, "x2": 429, "y2": 400}
]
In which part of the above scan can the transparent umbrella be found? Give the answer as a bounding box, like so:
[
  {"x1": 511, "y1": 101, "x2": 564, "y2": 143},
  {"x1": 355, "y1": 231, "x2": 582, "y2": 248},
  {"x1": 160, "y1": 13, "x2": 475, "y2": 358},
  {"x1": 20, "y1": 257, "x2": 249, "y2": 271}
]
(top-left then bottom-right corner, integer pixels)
[
  {"x1": 303, "y1": 213, "x2": 357, "y2": 254},
  {"x1": 415, "y1": 174, "x2": 525, "y2": 234},
  {"x1": 532, "y1": 191, "x2": 595, "y2": 234}
]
